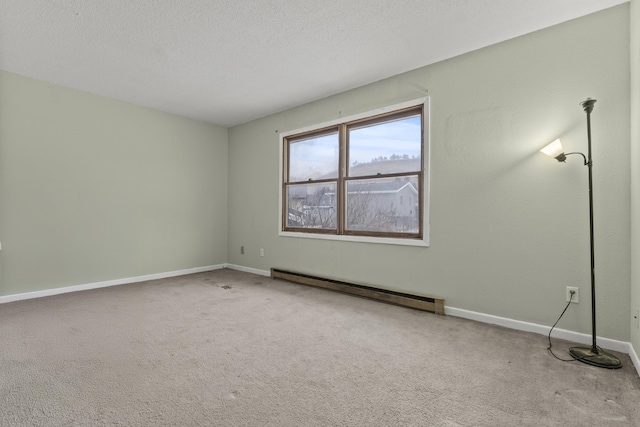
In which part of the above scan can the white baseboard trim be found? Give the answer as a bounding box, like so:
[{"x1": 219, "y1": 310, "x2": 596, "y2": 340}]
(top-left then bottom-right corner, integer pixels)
[
  {"x1": 445, "y1": 306, "x2": 631, "y2": 354},
  {"x1": 0, "y1": 264, "x2": 226, "y2": 305},
  {"x1": 630, "y1": 343, "x2": 640, "y2": 377},
  {"x1": 224, "y1": 264, "x2": 271, "y2": 277}
]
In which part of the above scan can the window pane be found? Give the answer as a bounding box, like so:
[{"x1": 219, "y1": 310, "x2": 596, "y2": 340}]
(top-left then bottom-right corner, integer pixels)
[
  {"x1": 348, "y1": 115, "x2": 421, "y2": 177},
  {"x1": 345, "y1": 176, "x2": 419, "y2": 233},
  {"x1": 289, "y1": 132, "x2": 339, "y2": 182},
  {"x1": 286, "y1": 182, "x2": 337, "y2": 229}
]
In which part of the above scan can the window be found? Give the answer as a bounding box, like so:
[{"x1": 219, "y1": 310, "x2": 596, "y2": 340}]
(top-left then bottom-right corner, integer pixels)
[{"x1": 281, "y1": 98, "x2": 428, "y2": 244}]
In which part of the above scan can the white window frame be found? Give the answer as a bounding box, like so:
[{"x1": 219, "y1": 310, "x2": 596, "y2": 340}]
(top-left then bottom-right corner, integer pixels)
[{"x1": 278, "y1": 97, "x2": 430, "y2": 247}]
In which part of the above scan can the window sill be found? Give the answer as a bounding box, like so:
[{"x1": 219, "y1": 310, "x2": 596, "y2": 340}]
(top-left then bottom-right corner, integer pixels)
[{"x1": 279, "y1": 230, "x2": 429, "y2": 247}]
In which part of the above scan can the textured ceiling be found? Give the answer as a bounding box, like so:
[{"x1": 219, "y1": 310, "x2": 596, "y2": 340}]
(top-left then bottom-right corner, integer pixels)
[{"x1": 0, "y1": 0, "x2": 628, "y2": 127}]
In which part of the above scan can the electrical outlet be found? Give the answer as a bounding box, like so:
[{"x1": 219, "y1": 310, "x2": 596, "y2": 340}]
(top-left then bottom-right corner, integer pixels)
[
  {"x1": 566, "y1": 286, "x2": 579, "y2": 303},
  {"x1": 260, "y1": 248, "x2": 264, "y2": 257},
  {"x1": 241, "y1": 246, "x2": 245, "y2": 255}
]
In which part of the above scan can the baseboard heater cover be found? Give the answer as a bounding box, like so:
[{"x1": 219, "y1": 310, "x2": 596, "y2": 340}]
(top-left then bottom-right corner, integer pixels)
[{"x1": 270, "y1": 268, "x2": 445, "y2": 315}]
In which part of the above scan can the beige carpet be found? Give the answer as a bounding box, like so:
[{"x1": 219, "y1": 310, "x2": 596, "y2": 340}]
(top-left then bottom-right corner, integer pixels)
[{"x1": 1, "y1": 268, "x2": 639, "y2": 426}]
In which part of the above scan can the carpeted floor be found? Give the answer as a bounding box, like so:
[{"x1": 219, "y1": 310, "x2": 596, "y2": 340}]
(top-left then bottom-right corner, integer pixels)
[{"x1": 1, "y1": 268, "x2": 639, "y2": 426}]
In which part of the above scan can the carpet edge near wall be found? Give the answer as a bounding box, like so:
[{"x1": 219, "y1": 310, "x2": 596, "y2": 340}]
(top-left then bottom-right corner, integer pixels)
[
  {"x1": 0, "y1": 264, "x2": 226, "y2": 304},
  {"x1": 2, "y1": 262, "x2": 638, "y2": 377}
]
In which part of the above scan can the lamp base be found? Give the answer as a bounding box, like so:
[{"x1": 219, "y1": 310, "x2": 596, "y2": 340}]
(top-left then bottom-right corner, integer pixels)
[{"x1": 569, "y1": 346, "x2": 622, "y2": 369}]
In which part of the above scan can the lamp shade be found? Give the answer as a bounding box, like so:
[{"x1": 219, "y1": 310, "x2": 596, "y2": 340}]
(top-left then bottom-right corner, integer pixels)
[{"x1": 540, "y1": 139, "x2": 564, "y2": 158}]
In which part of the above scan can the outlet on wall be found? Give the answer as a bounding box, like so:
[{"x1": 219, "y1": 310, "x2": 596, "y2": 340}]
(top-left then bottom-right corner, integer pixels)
[
  {"x1": 241, "y1": 246, "x2": 245, "y2": 255},
  {"x1": 566, "y1": 286, "x2": 579, "y2": 303},
  {"x1": 260, "y1": 248, "x2": 264, "y2": 257}
]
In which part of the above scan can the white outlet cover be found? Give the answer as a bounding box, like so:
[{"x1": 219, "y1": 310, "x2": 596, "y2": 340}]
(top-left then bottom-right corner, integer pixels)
[{"x1": 566, "y1": 287, "x2": 579, "y2": 303}]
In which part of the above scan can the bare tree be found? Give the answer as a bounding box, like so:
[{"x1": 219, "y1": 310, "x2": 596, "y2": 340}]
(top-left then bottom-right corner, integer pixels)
[
  {"x1": 346, "y1": 182, "x2": 397, "y2": 232},
  {"x1": 288, "y1": 184, "x2": 336, "y2": 229}
]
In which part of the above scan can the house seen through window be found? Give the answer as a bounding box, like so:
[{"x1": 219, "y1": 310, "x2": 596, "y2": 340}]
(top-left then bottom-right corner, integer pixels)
[{"x1": 282, "y1": 103, "x2": 425, "y2": 239}]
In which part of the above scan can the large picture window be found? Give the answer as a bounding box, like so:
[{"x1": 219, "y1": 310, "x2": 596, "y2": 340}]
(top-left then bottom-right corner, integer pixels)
[{"x1": 281, "y1": 99, "x2": 427, "y2": 243}]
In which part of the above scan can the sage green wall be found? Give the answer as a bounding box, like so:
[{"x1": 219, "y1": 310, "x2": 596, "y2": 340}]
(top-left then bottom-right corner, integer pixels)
[
  {"x1": 0, "y1": 71, "x2": 228, "y2": 296},
  {"x1": 630, "y1": 0, "x2": 640, "y2": 356},
  {"x1": 228, "y1": 5, "x2": 631, "y2": 341}
]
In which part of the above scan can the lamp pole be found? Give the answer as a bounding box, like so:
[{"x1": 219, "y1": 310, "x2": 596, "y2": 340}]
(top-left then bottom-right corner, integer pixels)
[
  {"x1": 584, "y1": 99, "x2": 597, "y2": 354},
  {"x1": 567, "y1": 99, "x2": 622, "y2": 369}
]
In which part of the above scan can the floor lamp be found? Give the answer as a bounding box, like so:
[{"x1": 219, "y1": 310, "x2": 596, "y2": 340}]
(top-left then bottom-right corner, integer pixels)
[{"x1": 540, "y1": 98, "x2": 622, "y2": 369}]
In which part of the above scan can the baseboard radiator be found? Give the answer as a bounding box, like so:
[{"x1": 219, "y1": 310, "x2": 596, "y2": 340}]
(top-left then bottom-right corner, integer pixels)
[{"x1": 270, "y1": 268, "x2": 445, "y2": 315}]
